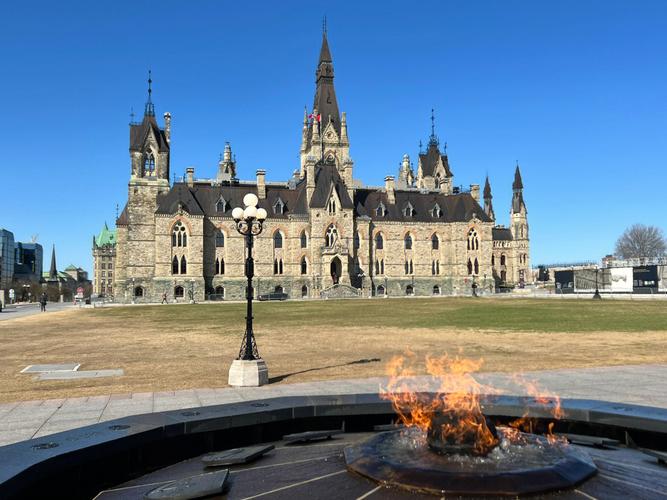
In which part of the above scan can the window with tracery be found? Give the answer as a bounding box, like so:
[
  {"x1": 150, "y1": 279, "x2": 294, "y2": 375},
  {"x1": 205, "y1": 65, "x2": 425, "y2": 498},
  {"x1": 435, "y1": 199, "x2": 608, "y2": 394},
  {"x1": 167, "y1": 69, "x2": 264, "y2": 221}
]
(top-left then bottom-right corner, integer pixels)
[
  {"x1": 172, "y1": 221, "x2": 187, "y2": 247},
  {"x1": 144, "y1": 152, "x2": 155, "y2": 175},
  {"x1": 431, "y1": 234, "x2": 439, "y2": 250},
  {"x1": 273, "y1": 231, "x2": 283, "y2": 249},
  {"x1": 375, "y1": 233, "x2": 384, "y2": 250},
  {"x1": 467, "y1": 228, "x2": 479, "y2": 251},
  {"x1": 325, "y1": 224, "x2": 338, "y2": 247},
  {"x1": 300, "y1": 257, "x2": 308, "y2": 275},
  {"x1": 216, "y1": 197, "x2": 227, "y2": 213},
  {"x1": 215, "y1": 230, "x2": 225, "y2": 247},
  {"x1": 300, "y1": 231, "x2": 307, "y2": 248}
]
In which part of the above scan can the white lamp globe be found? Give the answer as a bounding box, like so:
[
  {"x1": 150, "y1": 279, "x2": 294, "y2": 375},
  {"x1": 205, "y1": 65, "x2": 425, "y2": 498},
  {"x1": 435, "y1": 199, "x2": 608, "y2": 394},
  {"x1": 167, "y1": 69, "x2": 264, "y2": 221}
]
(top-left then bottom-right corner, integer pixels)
[
  {"x1": 232, "y1": 207, "x2": 244, "y2": 220},
  {"x1": 256, "y1": 207, "x2": 267, "y2": 221},
  {"x1": 243, "y1": 193, "x2": 259, "y2": 208},
  {"x1": 244, "y1": 205, "x2": 258, "y2": 219}
]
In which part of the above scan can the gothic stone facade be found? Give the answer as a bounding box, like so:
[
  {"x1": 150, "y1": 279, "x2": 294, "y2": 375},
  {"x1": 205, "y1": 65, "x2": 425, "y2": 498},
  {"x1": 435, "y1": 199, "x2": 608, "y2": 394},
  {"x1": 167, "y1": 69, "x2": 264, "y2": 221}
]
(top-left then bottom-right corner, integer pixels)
[{"x1": 113, "y1": 33, "x2": 530, "y2": 303}]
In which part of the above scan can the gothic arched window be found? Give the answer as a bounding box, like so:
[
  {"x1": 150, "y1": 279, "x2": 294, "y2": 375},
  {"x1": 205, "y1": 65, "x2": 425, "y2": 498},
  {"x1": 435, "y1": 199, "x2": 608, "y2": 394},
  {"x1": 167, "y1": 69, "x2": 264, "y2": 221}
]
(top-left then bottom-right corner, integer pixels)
[
  {"x1": 273, "y1": 231, "x2": 283, "y2": 249},
  {"x1": 300, "y1": 230, "x2": 307, "y2": 248},
  {"x1": 301, "y1": 285, "x2": 308, "y2": 298},
  {"x1": 500, "y1": 254, "x2": 506, "y2": 266},
  {"x1": 273, "y1": 197, "x2": 285, "y2": 215},
  {"x1": 376, "y1": 203, "x2": 386, "y2": 217},
  {"x1": 375, "y1": 233, "x2": 384, "y2": 250},
  {"x1": 180, "y1": 255, "x2": 187, "y2": 275},
  {"x1": 174, "y1": 286, "x2": 184, "y2": 298},
  {"x1": 492, "y1": 255, "x2": 495, "y2": 267},
  {"x1": 325, "y1": 224, "x2": 338, "y2": 247},
  {"x1": 433, "y1": 285, "x2": 441, "y2": 295},
  {"x1": 172, "y1": 221, "x2": 187, "y2": 247},
  {"x1": 327, "y1": 197, "x2": 337, "y2": 215},
  {"x1": 467, "y1": 258, "x2": 473, "y2": 275},
  {"x1": 406, "y1": 284, "x2": 414, "y2": 296},
  {"x1": 144, "y1": 152, "x2": 155, "y2": 175},
  {"x1": 467, "y1": 228, "x2": 478, "y2": 251},
  {"x1": 215, "y1": 230, "x2": 225, "y2": 247},
  {"x1": 300, "y1": 257, "x2": 308, "y2": 275},
  {"x1": 474, "y1": 257, "x2": 479, "y2": 275},
  {"x1": 216, "y1": 197, "x2": 227, "y2": 213},
  {"x1": 273, "y1": 258, "x2": 283, "y2": 275},
  {"x1": 404, "y1": 233, "x2": 413, "y2": 250},
  {"x1": 432, "y1": 204, "x2": 442, "y2": 218},
  {"x1": 172, "y1": 256, "x2": 179, "y2": 275},
  {"x1": 403, "y1": 202, "x2": 414, "y2": 217},
  {"x1": 431, "y1": 234, "x2": 439, "y2": 250}
]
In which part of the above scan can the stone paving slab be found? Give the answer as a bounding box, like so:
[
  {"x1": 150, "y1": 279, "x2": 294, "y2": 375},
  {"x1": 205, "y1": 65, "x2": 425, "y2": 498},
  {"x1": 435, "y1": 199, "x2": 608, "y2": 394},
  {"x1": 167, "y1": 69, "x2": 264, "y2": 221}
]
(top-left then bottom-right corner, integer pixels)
[
  {"x1": 20, "y1": 363, "x2": 80, "y2": 373},
  {"x1": 37, "y1": 369, "x2": 124, "y2": 380},
  {"x1": 0, "y1": 364, "x2": 665, "y2": 447}
]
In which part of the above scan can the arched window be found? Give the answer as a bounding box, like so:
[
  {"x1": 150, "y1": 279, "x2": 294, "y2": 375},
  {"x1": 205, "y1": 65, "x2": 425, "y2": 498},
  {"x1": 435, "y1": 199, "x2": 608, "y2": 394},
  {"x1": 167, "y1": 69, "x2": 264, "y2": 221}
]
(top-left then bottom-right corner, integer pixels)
[
  {"x1": 174, "y1": 286, "x2": 184, "y2": 298},
  {"x1": 474, "y1": 258, "x2": 479, "y2": 275},
  {"x1": 433, "y1": 285, "x2": 441, "y2": 295},
  {"x1": 409, "y1": 260, "x2": 414, "y2": 274},
  {"x1": 172, "y1": 256, "x2": 179, "y2": 275},
  {"x1": 492, "y1": 255, "x2": 495, "y2": 267},
  {"x1": 215, "y1": 286, "x2": 225, "y2": 297},
  {"x1": 467, "y1": 228, "x2": 478, "y2": 251},
  {"x1": 134, "y1": 286, "x2": 144, "y2": 297},
  {"x1": 216, "y1": 197, "x2": 227, "y2": 213},
  {"x1": 376, "y1": 203, "x2": 386, "y2": 217},
  {"x1": 273, "y1": 231, "x2": 283, "y2": 249},
  {"x1": 215, "y1": 231, "x2": 225, "y2": 247},
  {"x1": 327, "y1": 197, "x2": 337, "y2": 215},
  {"x1": 375, "y1": 260, "x2": 380, "y2": 275},
  {"x1": 500, "y1": 254, "x2": 506, "y2": 266},
  {"x1": 403, "y1": 202, "x2": 414, "y2": 217},
  {"x1": 180, "y1": 256, "x2": 187, "y2": 275},
  {"x1": 325, "y1": 224, "x2": 338, "y2": 247},
  {"x1": 172, "y1": 221, "x2": 187, "y2": 247},
  {"x1": 406, "y1": 285, "x2": 414, "y2": 296},
  {"x1": 404, "y1": 234, "x2": 413, "y2": 250},
  {"x1": 300, "y1": 231, "x2": 307, "y2": 248},
  {"x1": 375, "y1": 233, "x2": 384, "y2": 250},
  {"x1": 436, "y1": 260, "x2": 440, "y2": 275},
  {"x1": 301, "y1": 285, "x2": 308, "y2": 298},
  {"x1": 144, "y1": 152, "x2": 155, "y2": 175},
  {"x1": 273, "y1": 259, "x2": 283, "y2": 275},
  {"x1": 353, "y1": 232, "x2": 360, "y2": 249},
  {"x1": 275, "y1": 285, "x2": 284, "y2": 294},
  {"x1": 431, "y1": 204, "x2": 442, "y2": 218},
  {"x1": 377, "y1": 285, "x2": 386, "y2": 296},
  {"x1": 273, "y1": 197, "x2": 285, "y2": 215},
  {"x1": 380, "y1": 259, "x2": 385, "y2": 275},
  {"x1": 215, "y1": 258, "x2": 225, "y2": 275},
  {"x1": 300, "y1": 257, "x2": 308, "y2": 275},
  {"x1": 431, "y1": 234, "x2": 439, "y2": 250},
  {"x1": 467, "y1": 258, "x2": 473, "y2": 275}
]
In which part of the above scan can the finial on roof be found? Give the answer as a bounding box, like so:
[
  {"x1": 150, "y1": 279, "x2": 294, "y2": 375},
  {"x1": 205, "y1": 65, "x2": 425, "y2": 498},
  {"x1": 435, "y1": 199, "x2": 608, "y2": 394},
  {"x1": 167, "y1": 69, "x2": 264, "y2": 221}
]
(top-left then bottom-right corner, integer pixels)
[
  {"x1": 129, "y1": 107, "x2": 135, "y2": 125},
  {"x1": 144, "y1": 69, "x2": 155, "y2": 117},
  {"x1": 115, "y1": 203, "x2": 119, "y2": 221},
  {"x1": 428, "y1": 108, "x2": 439, "y2": 146},
  {"x1": 444, "y1": 141, "x2": 448, "y2": 155},
  {"x1": 418, "y1": 139, "x2": 423, "y2": 154},
  {"x1": 322, "y1": 15, "x2": 327, "y2": 35}
]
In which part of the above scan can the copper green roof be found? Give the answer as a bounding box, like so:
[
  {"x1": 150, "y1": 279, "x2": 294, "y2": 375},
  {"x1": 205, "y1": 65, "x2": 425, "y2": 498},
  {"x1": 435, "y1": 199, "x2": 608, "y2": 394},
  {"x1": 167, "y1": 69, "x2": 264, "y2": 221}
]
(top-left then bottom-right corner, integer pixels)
[{"x1": 96, "y1": 223, "x2": 117, "y2": 246}]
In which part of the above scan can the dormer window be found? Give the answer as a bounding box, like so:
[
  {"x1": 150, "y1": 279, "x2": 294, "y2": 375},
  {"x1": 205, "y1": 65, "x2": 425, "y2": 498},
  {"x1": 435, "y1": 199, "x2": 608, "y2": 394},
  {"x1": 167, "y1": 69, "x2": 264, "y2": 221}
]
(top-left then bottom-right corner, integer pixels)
[
  {"x1": 144, "y1": 152, "x2": 155, "y2": 175},
  {"x1": 273, "y1": 197, "x2": 285, "y2": 215},
  {"x1": 327, "y1": 196, "x2": 337, "y2": 215},
  {"x1": 215, "y1": 196, "x2": 227, "y2": 213},
  {"x1": 403, "y1": 202, "x2": 414, "y2": 217},
  {"x1": 431, "y1": 203, "x2": 442, "y2": 218},
  {"x1": 375, "y1": 202, "x2": 386, "y2": 217}
]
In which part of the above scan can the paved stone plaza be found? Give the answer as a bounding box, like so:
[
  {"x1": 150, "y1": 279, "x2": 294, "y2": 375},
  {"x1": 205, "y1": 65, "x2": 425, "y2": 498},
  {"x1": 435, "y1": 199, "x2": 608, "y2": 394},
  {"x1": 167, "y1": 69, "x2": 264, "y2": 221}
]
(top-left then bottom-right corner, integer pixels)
[{"x1": 0, "y1": 363, "x2": 665, "y2": 447}]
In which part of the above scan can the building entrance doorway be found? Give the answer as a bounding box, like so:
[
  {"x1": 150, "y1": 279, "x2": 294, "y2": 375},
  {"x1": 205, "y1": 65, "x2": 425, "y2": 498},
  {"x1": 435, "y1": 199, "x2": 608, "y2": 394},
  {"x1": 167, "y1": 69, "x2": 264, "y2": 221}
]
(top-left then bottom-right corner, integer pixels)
[{"x1": 330, "y1": 257, "x2": 341, "y2": 285}]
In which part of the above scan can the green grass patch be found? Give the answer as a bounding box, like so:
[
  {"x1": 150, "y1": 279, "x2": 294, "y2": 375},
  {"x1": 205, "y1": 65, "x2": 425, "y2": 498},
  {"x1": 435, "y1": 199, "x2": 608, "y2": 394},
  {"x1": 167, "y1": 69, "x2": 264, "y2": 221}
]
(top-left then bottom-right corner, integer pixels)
[{"x1": 85, "y1": 298, "x2": 667, "y2": 333}]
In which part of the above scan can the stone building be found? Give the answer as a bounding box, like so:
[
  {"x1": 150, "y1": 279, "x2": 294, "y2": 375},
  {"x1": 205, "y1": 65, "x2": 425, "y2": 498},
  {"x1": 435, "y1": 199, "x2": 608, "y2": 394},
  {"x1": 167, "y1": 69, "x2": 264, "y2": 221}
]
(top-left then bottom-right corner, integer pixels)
[
  {"x1": 92, "y1": 223, "x2": 117, "y2": 297},
  {"x1": 113, "y1": 31, "x2": 530, "y2": 302},
  {"x1": 42, "y1": 246, "x2": 91, "y2": 302}
]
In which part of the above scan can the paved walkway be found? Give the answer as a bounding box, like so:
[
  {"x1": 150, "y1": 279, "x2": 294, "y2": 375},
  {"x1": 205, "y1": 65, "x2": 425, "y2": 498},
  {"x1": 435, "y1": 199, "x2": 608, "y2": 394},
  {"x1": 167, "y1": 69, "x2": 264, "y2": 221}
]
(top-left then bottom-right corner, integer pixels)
[
  {"x1": 1, "y1": 364, "x2": 666, "y2": 447},
  {"x1": 0, "y1": 302, "x2": 75, "y2": 321}
]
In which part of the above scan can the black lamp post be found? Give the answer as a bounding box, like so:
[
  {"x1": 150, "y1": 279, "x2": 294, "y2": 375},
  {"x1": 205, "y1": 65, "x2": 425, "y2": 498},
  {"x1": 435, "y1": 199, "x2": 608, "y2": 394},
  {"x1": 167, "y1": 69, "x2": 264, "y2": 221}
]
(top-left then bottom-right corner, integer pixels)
[
  {"x1": 232, "y1": 194, "x2": 267, "y2": 361},
  {"x1": 593, "y1": 267, "x2": 602, "y2": 300}
]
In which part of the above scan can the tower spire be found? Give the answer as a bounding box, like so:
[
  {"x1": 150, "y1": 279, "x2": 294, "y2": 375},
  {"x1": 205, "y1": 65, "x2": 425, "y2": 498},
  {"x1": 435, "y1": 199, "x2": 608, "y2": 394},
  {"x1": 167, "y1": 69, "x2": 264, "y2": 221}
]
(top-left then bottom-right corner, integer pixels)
[
  {"x1": 144, "y1": 70, "x2": 155, "y2": 117},
  {"x1": 322, "y1": 15, "x2": 327, "y2": 35},
  {"x1": 49, "y1": 244, "x2": 57, "y2": 279}
]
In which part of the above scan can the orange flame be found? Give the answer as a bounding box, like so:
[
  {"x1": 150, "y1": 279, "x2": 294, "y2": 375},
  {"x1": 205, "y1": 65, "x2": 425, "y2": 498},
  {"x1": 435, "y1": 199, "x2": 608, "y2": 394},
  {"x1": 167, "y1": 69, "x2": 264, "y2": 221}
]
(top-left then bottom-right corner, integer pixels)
[
  {"x1": 380, "y1": 351, "x2": 500, "y2": 455},
  {"x1": 380, "y1": 351, "x2": 568, "y2": 451}
]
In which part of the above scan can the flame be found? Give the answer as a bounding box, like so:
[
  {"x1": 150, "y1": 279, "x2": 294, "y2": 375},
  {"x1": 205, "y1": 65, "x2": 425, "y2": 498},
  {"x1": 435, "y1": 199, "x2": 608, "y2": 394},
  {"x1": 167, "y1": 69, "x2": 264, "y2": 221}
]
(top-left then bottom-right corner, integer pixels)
[
  {"x1": 380, "y1": 351, "x2": 568, "y2": 452},
  {"x1": 380, "y1": 351, "x2": 500, "y2": 455}
]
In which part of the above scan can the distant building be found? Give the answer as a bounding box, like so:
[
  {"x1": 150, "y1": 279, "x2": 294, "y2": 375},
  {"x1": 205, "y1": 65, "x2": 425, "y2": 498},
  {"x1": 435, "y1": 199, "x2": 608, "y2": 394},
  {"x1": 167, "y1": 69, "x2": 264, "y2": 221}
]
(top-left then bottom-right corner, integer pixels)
[
  {"x1": 0, "y1": 229, "x2": 15, "y2": 293},
  {"x1": 14, "y1": 242, "x2": 43, "y2": 282},
  {"x1": 42, "y1": 245, "x2": 91, "y2": 302},
  {"x1": 92, "y1": 223, "x2": 117, "y2": 297}
]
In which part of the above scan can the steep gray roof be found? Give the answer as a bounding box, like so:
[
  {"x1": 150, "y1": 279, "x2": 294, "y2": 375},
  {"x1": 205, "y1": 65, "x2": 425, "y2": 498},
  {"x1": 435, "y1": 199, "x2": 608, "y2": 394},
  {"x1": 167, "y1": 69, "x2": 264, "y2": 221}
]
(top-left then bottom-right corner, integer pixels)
[
  {"x1": 492, "y1": 227, "x2": 513, "y2": 241},
  {"x1": 354, "y1": 189, "x2": 491, "y2": 223},
  {"x1": 309, "y1": 164, "x2": 354, "y2": 209},
  {"x1": 129, "y1": 115, "x2": 169, "y2": 153},
  {"x1": 418, "y1": 142, "x2": 453, "y2": 178}
]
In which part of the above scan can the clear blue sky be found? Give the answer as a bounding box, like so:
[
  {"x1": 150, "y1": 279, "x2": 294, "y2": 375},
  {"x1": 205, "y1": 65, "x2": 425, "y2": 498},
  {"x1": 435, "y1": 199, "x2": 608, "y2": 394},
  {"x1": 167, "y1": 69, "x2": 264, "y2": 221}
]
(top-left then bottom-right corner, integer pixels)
[{"x1": 1, "y1": 0, "x2": 665, "y2": 273}]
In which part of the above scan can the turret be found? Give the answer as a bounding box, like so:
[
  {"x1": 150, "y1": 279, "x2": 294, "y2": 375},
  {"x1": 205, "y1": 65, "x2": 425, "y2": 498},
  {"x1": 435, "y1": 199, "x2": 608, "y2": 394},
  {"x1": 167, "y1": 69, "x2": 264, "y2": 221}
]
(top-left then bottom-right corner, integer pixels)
[{"x1": 483, "y1": 175, "x2": 495, "y2": 220}]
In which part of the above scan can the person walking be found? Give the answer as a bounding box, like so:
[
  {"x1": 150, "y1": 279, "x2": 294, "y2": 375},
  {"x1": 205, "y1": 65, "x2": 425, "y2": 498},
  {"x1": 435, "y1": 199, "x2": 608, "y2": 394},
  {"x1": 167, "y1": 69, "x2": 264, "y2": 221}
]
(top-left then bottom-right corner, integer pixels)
[
  {"x1": 40, "y1": 292, "x2": 47, "y2": 312},
  {"x1": 161, "y1": 292, "x2": 167, "y2": 304}
]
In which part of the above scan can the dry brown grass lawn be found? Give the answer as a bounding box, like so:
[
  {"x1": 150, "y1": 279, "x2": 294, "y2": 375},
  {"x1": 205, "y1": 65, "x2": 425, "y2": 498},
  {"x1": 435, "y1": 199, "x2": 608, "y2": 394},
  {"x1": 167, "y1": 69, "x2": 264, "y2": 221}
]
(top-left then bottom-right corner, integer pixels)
[{"x1": 0, "y1": 299, "x2": 666, "y2": 402}]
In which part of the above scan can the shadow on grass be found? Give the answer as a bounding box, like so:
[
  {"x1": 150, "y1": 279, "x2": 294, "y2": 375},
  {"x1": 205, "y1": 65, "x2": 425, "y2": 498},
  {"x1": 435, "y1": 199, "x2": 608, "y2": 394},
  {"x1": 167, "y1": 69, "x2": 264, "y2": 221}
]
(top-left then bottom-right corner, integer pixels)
[{"x1": 269, "y1": 358, "x2": 382, "y2": 384}]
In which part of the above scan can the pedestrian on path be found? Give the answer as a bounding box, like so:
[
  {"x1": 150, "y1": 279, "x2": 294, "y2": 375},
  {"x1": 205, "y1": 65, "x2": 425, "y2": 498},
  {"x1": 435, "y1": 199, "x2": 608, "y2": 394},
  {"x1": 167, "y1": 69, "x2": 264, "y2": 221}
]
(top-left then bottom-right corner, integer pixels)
[
  {"x1": 39, "y1": 293, "x2": 47, "y2": 312},
  {"x1": 161, "y1": 292, "x2": 168, "y2": 304}
]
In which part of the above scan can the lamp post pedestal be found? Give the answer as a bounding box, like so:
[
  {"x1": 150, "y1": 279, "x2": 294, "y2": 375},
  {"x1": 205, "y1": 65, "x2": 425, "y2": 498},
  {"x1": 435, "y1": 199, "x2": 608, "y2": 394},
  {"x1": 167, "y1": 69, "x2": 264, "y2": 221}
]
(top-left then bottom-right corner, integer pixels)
[{"x1": 228, "y1": 359, "x2": 269, "y2": 386}]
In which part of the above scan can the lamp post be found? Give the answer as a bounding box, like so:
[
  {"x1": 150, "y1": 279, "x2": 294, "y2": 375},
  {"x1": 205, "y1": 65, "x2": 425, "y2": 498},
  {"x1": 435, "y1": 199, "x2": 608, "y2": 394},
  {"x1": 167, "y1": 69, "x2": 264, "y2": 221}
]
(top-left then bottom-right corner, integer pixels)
[
  {"x1": 228, "y1": 193, "x2": 269, "y2": 386},
  {"x1": 593, "y1": 266, "x2": 602, "y2": 300}
]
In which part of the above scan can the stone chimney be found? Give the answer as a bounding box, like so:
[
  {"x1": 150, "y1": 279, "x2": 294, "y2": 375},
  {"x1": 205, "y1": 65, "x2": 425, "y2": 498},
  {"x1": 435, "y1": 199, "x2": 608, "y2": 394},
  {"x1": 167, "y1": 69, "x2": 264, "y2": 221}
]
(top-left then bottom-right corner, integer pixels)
[
  {"x1": 470, "y1": 184, "x2": 480, "y2": 203},
  {"x1": 385, "y1": 176, "x2": 396, "y2": 204},
  {"x1": 185, "y1": 167, "x2": 194, "y2": 187},
  {"x1": 163, "y1": 112, "x2": 171, "y2": 144},
  {"x1": 256, "y1": 169, "x2": 266, "y2": 199}
]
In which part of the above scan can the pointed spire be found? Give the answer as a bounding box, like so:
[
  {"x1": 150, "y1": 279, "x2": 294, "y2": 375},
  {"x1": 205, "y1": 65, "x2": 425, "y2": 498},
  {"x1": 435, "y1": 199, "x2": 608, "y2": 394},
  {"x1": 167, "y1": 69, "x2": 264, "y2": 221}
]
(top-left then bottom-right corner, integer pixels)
[
  {"x1": 144, "y1": 70, "x2": 155, "y2": 117},
  {"x1": 49, "y1": 244, "x2": 57, "y2": 279},
  {"x1": 484, "y1": 175, "x2": 492, "y2": 199},
  {"x1": 319, "y1": 20, "x2": 332, "y2": 63},
  {"x1": 513, "y1": 162, "x2": 523, "y2": 190}
]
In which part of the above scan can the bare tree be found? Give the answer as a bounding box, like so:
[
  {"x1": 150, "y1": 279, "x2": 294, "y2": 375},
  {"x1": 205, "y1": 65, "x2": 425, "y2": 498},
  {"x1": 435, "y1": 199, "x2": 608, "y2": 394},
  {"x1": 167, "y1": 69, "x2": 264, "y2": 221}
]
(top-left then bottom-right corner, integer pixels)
[{"x1": 615, "y1": 224, "x2": 667, "y2": 259}]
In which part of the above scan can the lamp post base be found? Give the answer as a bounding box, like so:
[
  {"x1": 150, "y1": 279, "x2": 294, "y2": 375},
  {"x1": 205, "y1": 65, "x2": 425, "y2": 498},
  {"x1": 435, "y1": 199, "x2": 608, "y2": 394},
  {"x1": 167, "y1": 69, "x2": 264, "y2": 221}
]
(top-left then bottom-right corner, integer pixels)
[{"x1": 228, "y1": 359, "x2": 269, "y2": 387}]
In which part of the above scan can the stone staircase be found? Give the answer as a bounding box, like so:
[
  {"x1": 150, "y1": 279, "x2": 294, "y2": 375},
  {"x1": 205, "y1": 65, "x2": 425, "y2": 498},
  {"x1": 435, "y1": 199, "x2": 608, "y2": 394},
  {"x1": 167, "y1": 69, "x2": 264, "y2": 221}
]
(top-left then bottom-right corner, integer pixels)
[{"x1": 320, "y1": 284, "x2": 361, "y2": 299}]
